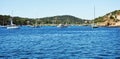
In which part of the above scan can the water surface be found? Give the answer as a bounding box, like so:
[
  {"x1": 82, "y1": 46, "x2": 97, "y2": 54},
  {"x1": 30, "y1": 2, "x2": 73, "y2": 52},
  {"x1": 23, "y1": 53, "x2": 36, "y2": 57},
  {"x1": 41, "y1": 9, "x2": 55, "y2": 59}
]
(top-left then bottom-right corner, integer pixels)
[{"x1": 0, "y1": 26, "x2": 120, "y2": 59}]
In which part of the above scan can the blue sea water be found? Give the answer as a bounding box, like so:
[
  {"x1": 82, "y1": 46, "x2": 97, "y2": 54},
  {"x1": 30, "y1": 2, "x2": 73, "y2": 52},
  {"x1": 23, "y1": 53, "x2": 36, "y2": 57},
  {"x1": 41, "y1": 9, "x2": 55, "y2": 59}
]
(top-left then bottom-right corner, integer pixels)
[{"x1": 0, "y1": 26, "x2": 120, "y2": 59}]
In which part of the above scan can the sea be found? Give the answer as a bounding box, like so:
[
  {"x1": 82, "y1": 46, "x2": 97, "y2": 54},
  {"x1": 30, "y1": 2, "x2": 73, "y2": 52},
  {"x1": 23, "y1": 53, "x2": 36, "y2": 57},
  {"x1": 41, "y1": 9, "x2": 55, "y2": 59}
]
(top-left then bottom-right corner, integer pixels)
[{"x1": 0, "y1": 26, "x2": 120, "y2": 59}]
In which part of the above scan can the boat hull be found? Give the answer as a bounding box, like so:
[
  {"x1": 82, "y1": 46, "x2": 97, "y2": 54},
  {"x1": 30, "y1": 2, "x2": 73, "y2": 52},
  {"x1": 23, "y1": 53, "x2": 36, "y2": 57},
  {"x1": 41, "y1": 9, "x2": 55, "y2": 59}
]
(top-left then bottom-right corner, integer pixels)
[
  {"x1": 7, "y1": 26, "x2": 19, "y2": 29},
  {"x1": 57, "y1": 24, "x2": 68, "y2": 28}
]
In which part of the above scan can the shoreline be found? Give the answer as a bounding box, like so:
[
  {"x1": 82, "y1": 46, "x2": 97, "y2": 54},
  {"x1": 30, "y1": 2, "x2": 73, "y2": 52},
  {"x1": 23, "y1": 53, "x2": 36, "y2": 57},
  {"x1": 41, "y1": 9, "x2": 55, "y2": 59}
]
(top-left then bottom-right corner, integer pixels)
[{"x1": 1, "y1": 24, "x2": 120, "y2": 28}]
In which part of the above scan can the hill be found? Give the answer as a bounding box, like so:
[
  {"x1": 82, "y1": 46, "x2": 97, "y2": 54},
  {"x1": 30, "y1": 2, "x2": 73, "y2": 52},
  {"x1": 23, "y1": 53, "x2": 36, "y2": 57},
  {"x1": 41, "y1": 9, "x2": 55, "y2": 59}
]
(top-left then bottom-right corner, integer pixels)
[
  {"x1": 38, "y1": 15, "x2": 85, "y2": 24},
  {"x1": 94, "y1": 10, "x2": 120, "y2": 26},
  {"x1": 0, "y1": 15, "x2": 86, "y2": 26}
]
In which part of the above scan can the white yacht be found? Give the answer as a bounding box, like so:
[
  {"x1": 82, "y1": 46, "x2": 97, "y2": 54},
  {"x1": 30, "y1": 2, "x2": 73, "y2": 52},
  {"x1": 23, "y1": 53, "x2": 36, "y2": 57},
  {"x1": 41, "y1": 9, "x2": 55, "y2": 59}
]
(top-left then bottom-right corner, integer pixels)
[
  {"x1": 57, "y1": 24, "x2": 68, "y2": 28},
  {"x1": 7, "y1": 17, "x2": 19, "y2": 29}
]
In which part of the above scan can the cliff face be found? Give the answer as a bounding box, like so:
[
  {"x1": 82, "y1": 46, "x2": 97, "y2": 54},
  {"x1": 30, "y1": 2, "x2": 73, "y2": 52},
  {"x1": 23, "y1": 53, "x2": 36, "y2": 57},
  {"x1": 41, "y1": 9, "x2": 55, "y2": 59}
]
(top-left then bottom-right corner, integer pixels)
[{"x1": 95, "y1": 10, "x2": 120, "y2": 26}]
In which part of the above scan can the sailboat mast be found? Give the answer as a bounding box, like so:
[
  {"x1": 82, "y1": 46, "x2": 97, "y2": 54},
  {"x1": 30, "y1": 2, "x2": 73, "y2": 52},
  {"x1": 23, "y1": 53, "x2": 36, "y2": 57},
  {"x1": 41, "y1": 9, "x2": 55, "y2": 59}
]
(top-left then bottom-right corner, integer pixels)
[
  {"x1": 91, "y1": 0, "x2": 98, "y2": 28},
  {"x1": 94, "y1": 0, "x2": 95, "y2": 20},
  {"x1": 10, "y1": 17, "x2": 13, "y2": 25},
  {"x1": 93, "y1": 0, "x2": 95, "y2": 24},
  {"x1": 10, "y1": 10, "x2": 14, "y2": 25}
]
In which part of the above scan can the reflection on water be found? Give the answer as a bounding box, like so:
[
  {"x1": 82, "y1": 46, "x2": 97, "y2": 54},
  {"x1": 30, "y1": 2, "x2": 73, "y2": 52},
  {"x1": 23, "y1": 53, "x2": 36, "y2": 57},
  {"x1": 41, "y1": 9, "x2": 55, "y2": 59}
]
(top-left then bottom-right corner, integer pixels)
[{"x1": 0, "y1": 26, "x2": 120, "y2": 59}]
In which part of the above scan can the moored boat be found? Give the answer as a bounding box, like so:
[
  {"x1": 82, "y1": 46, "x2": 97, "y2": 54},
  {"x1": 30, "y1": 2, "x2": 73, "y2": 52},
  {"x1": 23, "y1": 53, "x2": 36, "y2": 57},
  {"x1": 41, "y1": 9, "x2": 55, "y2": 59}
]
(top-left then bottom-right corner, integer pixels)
[
  {"x1": 91, "y1": 0, "x2": 98, "y2": 28},
  {"x1": 57, "y1": 24, "x2": 68, "y2": 28},
  {"x1": 7, "y1": 17, "x2": 19, "y2": 29}
]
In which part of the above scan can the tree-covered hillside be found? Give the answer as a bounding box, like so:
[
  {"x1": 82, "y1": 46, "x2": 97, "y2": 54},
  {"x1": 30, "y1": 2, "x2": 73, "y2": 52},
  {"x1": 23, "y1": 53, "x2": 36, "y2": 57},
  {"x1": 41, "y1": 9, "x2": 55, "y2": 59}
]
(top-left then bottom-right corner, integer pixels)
[
  {"x1": 0, "y1": 15, "x2": 86, "y2": 26},
  {"x1": 38, "y1": 15, "x2": 85, "y2": 24}
]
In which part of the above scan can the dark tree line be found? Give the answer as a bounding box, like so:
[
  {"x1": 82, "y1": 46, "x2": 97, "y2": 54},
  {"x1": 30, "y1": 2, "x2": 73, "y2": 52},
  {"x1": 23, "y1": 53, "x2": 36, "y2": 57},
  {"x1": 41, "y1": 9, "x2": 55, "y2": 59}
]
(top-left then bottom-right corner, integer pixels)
[{"x1": 0, "y1": 15, "x2": 85, "y2": 26}]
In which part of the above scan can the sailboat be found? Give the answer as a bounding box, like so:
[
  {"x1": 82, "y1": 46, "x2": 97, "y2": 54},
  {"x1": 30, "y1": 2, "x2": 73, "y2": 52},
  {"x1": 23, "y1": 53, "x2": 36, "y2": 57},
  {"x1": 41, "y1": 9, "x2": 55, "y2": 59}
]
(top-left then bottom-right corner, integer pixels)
[
  {"x1": 32, "y1": 20, "x2": 40, "y2": 28},
  {"x1": 91, "y1": 0, "x2": 98, "y2": 28},
  {"x1": 7, "y1": 17, "x2": 19, "y2": 29},
  {"x1": 57, "y1": 17, "x2": 69, "y2": 28},
  {"x1": 91, "y1": 24, "x2": 98, "y2": 28}
]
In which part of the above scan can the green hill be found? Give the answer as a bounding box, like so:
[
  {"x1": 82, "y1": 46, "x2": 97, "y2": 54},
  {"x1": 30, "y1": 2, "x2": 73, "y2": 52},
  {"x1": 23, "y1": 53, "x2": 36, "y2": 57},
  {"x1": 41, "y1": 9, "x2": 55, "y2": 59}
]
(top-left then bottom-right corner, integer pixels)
[
  {"x1": 38, "y1": 15, "x2": 85, "y2": 24},
  {"x1": 0, "y1": 15, "x2": 86, "y2": 26}
]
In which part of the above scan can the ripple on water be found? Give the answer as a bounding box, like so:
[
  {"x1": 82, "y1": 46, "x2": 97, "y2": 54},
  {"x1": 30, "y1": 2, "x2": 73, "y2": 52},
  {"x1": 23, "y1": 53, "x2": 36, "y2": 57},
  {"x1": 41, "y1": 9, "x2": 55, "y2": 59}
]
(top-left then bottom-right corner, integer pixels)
[
  {"x1": 0, "y1": 55, "x2": 11, "y2": 59},
  {"x1": 115, "y1": 57, "x2": 120, "y2": 59}
]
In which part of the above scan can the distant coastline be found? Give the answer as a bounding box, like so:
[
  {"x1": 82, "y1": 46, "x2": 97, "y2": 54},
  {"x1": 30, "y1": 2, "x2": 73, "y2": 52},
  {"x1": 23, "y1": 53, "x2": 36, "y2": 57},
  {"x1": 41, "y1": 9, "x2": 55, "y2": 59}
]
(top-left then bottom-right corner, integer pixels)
[{"x1": 0, "y1": 10, "x2": 120, "y2": 27}]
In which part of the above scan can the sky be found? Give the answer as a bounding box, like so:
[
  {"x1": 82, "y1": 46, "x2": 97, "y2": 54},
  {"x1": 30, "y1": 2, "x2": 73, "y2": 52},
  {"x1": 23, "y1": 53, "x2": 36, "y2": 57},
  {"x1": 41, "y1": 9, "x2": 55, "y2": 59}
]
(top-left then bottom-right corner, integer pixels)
[{"x1": 0, "y1": 0, "x2": 120, "y2": 19}]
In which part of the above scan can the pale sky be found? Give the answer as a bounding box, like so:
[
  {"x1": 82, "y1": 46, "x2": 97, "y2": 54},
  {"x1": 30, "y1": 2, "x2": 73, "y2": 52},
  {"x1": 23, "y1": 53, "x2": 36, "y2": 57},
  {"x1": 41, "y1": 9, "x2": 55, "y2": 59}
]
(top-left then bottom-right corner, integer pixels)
[{"x1": 0, "y1": 0, "x2": 120, "y2": 19}]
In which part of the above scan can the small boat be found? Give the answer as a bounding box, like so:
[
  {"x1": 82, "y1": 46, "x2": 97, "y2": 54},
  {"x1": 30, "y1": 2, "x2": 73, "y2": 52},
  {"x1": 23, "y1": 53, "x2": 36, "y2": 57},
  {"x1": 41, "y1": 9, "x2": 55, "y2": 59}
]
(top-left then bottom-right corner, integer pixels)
[
  {"x1": 7, "y1": 17, "x2": 19, "y2": 29},
  {"x1": 57, "y1": 24, "x2": 68, "y2": 28},
  {"x1": 91, "y1": 24, "x2": 98, "y2": 28}
]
